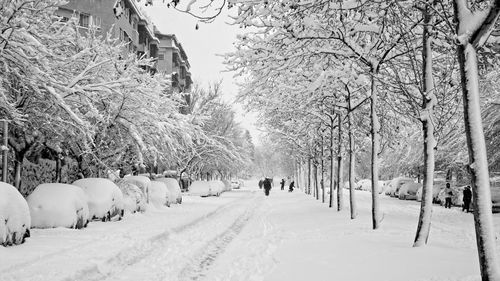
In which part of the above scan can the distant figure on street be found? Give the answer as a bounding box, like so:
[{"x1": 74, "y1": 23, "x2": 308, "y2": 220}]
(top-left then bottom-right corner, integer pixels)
[
  {"x1": 289, "y1": 180, "x2": 295, "y2": 192},
  {"x1": 444, "y1": 183, "x2": 453, "y2": 209},
  {"x1": 280, "y1": 179, "x2": 285, "y2": 190},
  {"x1": 263, "y1": 177, "x2": 272, "y2": 196},
  {"x1": 258, "y1": 178, "x2": 264, "y2": 189},
  {"x1": 463, "y1": 185, "x2": 472, "y2": 213}
]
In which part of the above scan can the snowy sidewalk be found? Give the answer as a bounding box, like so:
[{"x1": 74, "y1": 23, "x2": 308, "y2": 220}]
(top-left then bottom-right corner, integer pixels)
[{"x1": 205, "y1": 188, "x2": 495, "y2": 281}]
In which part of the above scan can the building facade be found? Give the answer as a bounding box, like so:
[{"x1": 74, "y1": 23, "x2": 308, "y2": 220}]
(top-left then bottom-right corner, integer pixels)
[{"x1": 56, "y1": 0, "x2": 191, "y2": 92}]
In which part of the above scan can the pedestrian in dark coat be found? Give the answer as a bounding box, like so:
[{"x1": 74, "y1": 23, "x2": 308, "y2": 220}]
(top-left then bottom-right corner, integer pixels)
[
  {"x1": 288, "y1": 180, "x2": 295, "y2": 192},
  {"x1": 463, "y1": 185, "x2": 472, "y2": 213},
  {"x1": 263, "y1": 178, "x2": 272, "y2": 196},
  {"x1": 444, "y1": 183, "x2": 453, "y2": 209},
  {"x1": 258, "y1": 179, "x2": 264, "y2": 189},
  {"x1": 280, "y1": 179, "x2": 285, "y2": 190}
]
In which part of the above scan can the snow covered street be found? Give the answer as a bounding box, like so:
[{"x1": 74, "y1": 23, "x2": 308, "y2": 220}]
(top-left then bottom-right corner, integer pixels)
[{"x1": 1, "y1": 184, "x2": 499, "y2": 281}]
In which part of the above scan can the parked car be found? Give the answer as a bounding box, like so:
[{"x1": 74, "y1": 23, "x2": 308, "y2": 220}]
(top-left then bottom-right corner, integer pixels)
[
  {"x1": 209, "y1": 180, "x2": 225, "y2": 196},
  {"x1": 150, "y1": 181, "x2": 170, "y2": 208},
  {"x1": 0, "y1": 182, "x2": 31, "y2": 246},
  {"x1": 27, "y1": 183, "x2": 89, "y2": 229},
  {"x1": 355, "y1": 179, "x2": 387, "y2": 193},
  {"x1": 398, "y1": 182, "x2": 422, "y2": 200},
  {"x1": 415, "y1": 181, "x2": 447, "y2": 202},
  {"x1": 188, "y1": 181, "x2": 212, "y2": 197},
  {"x1": 386, "y1": 177, "x2": 414, "y2": 197},
  {"x1": 73, "y1": 178, "x2": 124, "y2": 222},
  {"x1": 231, "y1": 180, "x2": 241, "y2": 189},
  {"x1": 155, "y1": 177, "x2": 182, "y2": 204},
  {"x1": 115, "y1": 180, "x2": 147, "y2": 213},
  {"x1": 123, "y1": 176, "x2": 151, "y2": 203}
]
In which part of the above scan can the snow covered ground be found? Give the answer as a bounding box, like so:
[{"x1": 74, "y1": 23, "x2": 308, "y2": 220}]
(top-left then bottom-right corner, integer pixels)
[{"x1": 1, "y1": 182, "x2": 498, "y2": 281}]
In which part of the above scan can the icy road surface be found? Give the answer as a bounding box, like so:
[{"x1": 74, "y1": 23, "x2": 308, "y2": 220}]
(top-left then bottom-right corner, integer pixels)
[{"x1": 2, "y1": 183, "x2": 500, "y2": 281}]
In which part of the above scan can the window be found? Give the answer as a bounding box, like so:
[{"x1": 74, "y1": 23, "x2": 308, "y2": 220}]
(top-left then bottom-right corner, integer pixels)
[
  {"x1": 79, "y1": 13, "x2": 90, "y2": 28},
  {"x1": 91, "y1": 16, "x2": 101, "y2": 29},
  {"x1": 158, "y1": 54, "x2": 164, "y2": 60}
]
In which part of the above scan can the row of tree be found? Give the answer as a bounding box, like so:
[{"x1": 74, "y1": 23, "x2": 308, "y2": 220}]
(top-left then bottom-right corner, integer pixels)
[
  {"x1": 223, "y1": 0, "x2": 500, "y2": 279},
  {"x1": 0, "y1": 1, "x2": 254, "y2": 195}
]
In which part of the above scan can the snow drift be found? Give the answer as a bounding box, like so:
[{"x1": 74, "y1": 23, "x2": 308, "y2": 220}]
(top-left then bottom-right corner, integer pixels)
[{"x1": 0, "y1": 182, "x2": 30, "y2": 246}]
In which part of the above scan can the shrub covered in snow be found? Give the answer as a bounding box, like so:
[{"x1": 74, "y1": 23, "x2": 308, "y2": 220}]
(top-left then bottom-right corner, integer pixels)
[
  {"x1": 0, "y1": 182, "x2": 31, "y2": 246},
  {"x1": 115, "y1": 179, "x2": 147, "y2": 213},
  {"x1": 27, "y1": 183, "x2": 89, "y2": 229},
  {"x1": 398, "y1": 182, "x2": 422, "y2": 200},
  {"x1": 188, "y1": 181, "x2": 212, "y2": 197},
  {"x1": 72, "y1": 178, "x2": 124, "y2": 222},
  {"x1": 155, "y1": 177, "x2": 182, "y2": 204},
  {"x1": 150, "y1": 181, "x2": 170, "y2": 208},
  {"x1": 123, "y1": 176, "x2": 151, "y2": 203}
]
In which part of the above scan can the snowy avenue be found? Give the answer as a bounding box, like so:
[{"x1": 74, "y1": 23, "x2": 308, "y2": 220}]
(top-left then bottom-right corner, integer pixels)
[
  {"x1": 0, "y1": 183, "x2": 495, "y2": 281},
  {"x1": 3, "y1": 0, "x2": 500, "y2": 281}
]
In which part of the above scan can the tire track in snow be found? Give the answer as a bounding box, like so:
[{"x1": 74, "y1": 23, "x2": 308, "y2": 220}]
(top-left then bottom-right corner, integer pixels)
[
  {"x1": 177, "y1": 200, "x2": 258, "y2": 281},
  {"x1": 60, "y1": 192, "x2": 255, "y2": 281}
]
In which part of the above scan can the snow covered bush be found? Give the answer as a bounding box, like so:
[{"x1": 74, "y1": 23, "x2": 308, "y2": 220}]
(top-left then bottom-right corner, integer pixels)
[
  {"x1": 0, "y1": 182, "x2": 31, "y2": 246},
  {"x1": 123, "y1": 176, "x2": 151, "y2": 203},
  {"x1": 115, "y1": 180, "x2": 147, "y2": 214},
  {"x1": 398, "y1": 182, "x2": 422, "y2": 200},
  {"x1": 155, "y1": 177, "x2": 182, "y2": 204},
  {"x1": 150, "y1": 181, "x2": 170, "y2": 208},
  {"x1": 72, "y1": 178, "x2": 124, "y2": 222},
  {"x1": 188, "y1": 181, "x2": 212, "y2": 197},
  {"x1": 27, "y1": 183, "x2": 89, "y2": 229}
]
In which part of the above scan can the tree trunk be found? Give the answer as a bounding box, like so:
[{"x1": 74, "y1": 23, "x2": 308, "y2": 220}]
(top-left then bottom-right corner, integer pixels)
[
  {"x1": 348, "y1": 109, "x2": 357, "y2": 219},
  {"x1": 457, "y1": 41, "x2": 500, "y2": 280},
  {"x1": 14, "y1": 153, "x2": 23, "y2": 189},
  {"x1": 321, "y1": 134, "x2": 325, "y2": 203},
  {"x1": 330, "y1": 115, "x2": 335, "y2": 208},
  {"x1": 55, "y1": 153, "x2": 62, "y2": 183},
  {"x1": 337, "y1": 113, "x2": 344, "y2": 211},
  {"x1": 414, "y1": 3, "x2": 437, "y2": 247},
  {"x1": 370, "y1": 73, "x2": 380, "y2": 229},
  {"x1": 314, "y1": 161, "x2": 319, "y2": 200},
  {"x1": 308, "y1": 156, "x2": 312, "y2": 195}
]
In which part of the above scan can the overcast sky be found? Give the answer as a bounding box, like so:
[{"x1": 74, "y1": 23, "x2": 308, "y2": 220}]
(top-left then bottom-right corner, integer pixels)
[{"x1": 143, "y1": 2, "x2": 262, "y2": 143}]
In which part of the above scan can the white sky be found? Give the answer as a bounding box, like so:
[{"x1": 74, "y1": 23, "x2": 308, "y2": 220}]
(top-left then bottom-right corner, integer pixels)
[{"x1": 143, "y1": 2, "x2": 262, "y2": 143}]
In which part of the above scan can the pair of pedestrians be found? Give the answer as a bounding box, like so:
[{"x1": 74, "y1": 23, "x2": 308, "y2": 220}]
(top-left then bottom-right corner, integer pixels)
[{"x1": 279, "y1": 178, "x2": 295, "y2": 192}]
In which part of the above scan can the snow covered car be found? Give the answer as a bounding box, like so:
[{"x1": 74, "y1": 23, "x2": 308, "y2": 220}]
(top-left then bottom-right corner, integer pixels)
[
  {"x1": 222, "y1": 180, "x2": 232, "y2": 192},
  {"x1": 150, "y1": 181, "x2": 171, "y2": 208},
  {"x1": 72, "y1": 178, "x2": 124, "y2": 222},
  {"x1": 115, "y1": 180, "x2": 147, "y2": 213},
  {"x1": 27, "y1": 183, "x2": 89, "y2": 229},
  {"x1": 355, "y1": 179, "x2": 387, "y2": 193},
  {"x1": 437, "y1": 185, "x2": 465, "y2": 207},
  {"x1": 209, "y1": 180, "x2": 225, "y2": 196},
  {"x1": 415, "y1": 181, "x2": 446, "y2": 202},
  {"x1": 188, "y1": 181, "x2": 211, "y2": 197},
  {"x1": 231, "y1": 180, "x2": 241, "y2": 189},
  {"x1": 123, "y1": 176, "x2": 151, "y2": 203},
  {"x1": 155, "y1": 177, "x2": 182, "y2": 204},
  {"x1": 0, "y1": 182, "x2": 31, "y2": 246},
  {"x1": 386, "y1": 177, "x2": 414, "y2": 197},
  {"x1": 398, "y1": 182, "x2": 422, "y2": 200}
]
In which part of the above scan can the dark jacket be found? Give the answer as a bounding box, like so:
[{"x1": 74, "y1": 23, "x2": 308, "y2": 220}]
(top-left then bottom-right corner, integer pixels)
[
  {"x1": 463, "y1": 187, "x2": 472, "y2": 202},
  {"x1": 263, "y1": 178, "x2": 272, "y2": 190}
]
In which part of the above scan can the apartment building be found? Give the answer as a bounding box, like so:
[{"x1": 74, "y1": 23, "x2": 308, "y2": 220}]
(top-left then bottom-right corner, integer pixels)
[
  {"x1": 56, "y1": 0, "x2": 191, "y2": 93},
  {"x1": 155, "y1": 30, "x2": 193, "y2": 93}
]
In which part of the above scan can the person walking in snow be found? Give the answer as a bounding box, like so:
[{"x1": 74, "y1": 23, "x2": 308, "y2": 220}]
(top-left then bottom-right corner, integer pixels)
[
  {"x1": 258, "y1": 178, "x2": 264, "y2": 189},
  {"x1": 463, "y1": 185, "x2": 472, "y2": 213},
  {"x1": 280, "y1": 178, "x2": 285, "y2": 190},
  {"x1": 263, "y1": 177, "x2": 272, "y2": 196},
  {"x1": 288, "y1": 180, "x2": 295, "y2": 192},
  {"x1": 444, "y1": 183, "x2": 453, "y2": 209}
]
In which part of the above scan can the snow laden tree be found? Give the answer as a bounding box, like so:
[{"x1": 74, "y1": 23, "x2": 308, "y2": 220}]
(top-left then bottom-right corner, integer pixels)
[{"x1": 453, "y1": 0, "x2": 500, "y2": 279}]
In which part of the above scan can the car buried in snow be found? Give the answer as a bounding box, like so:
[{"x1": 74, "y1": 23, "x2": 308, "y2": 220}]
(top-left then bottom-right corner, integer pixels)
[
  {"x1": 0, "y1": 182, "x2": 31, "y2": 246},
  {"x1": 72, "y1": 178, "x2": 124, "y2": 222}
]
